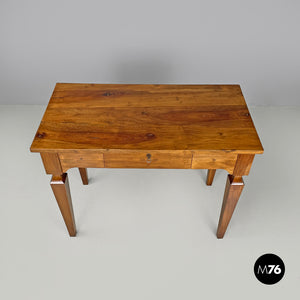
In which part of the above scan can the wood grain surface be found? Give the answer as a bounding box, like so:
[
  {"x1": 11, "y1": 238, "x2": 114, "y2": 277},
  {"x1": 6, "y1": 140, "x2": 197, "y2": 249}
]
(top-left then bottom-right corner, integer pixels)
[
  {"x1": 103, "y1": 149, "x2": 192, "y2": 169},
  {"x1": 59, "y1": 151, "x2": 104, "y2": 172},
  {"x1": 30, "y1": 83, "x2": 263, "y2": 154}
]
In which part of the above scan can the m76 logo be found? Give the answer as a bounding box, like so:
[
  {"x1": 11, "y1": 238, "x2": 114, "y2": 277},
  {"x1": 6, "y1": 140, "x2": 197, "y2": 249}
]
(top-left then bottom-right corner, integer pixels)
[
  {"x1": 257, "y1": 265, "x2": 282, "y2": 275},
  {"x1": 254, "y1": 254, "x2": 285, "y2": 284}
]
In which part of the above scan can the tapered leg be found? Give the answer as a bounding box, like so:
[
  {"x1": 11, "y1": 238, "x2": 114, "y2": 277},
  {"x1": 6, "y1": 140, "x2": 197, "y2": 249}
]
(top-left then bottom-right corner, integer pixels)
[
  {"x1": 51, "y1": 173, "x2": 76, "y2": 236},
  {"x1": 79, "y1": 168, "x2": 88, "y2": 185},
  {"x1": 206, "y1": 169, "x2": 216, "y2": 186},
  {"x1": 217, "y1": 175, "x2": 244, "y2": 238}
]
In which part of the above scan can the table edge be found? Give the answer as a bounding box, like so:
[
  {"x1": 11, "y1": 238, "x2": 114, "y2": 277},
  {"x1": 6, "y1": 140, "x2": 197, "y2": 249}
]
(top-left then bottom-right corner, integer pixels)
[{"x1": 30, "y1": 147, "x2": 264, "y2": 155}]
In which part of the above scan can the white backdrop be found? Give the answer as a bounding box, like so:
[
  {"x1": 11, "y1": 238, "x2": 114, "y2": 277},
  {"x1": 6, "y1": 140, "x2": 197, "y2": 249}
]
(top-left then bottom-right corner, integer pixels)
[{"x1": 1, "y1": 0, "x2": 299, "y2": 105}]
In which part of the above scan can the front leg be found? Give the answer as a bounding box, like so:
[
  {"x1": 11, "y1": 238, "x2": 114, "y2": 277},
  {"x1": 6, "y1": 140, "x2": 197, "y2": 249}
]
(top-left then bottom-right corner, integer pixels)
[
  {"x1": 51, "y1": 173, "x2": 76, "y2": 236},
  {"x1": 216, "y1": 154, "x2": 255, "y2": 238},
  {"x1": 40, "y1": 153, "x2": 77, "y2": 236},
  {"x1": 217, "y1": 175, "x2": 244, "y2": 238}
]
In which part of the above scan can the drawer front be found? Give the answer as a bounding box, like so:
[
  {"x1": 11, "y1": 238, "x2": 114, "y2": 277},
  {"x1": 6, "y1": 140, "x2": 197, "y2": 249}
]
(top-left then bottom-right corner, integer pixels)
[
  {"x1": 59, "y1": 151, "x2": 104, "y2": 172},
  {"x1": 104, "y1": 150, "x2": 192, "y2": 169},
  {"x1": 191, "y1": 151, "x2": 238, "y2": 173},
  {"x1": 58, "y1": 150, "x2": 237, "y2": 172}
]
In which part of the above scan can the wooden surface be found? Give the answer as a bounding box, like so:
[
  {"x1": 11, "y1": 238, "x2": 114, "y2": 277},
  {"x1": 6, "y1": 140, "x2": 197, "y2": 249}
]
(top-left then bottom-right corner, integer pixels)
[
  {"x1": 40, "y1": 152, "x2": 62, "y2": 175},
  {"x1": 103, "y1": 149, "x2": 192, "y2": 169},
  {"x1": 30, "y1": 83, "x2": 263, "y2": 154},
  {"x1": 191, "y1": 151, "x2": 237, "y2": 173},
  {"x1": 232, "y1": 154, "x2": 255, "y2": 176},
  {"x1": 59, "y1": 151, "x2": 104, "y2": 172},
  {"x1": 41, "y1": 152, "x2": 63, "y2": 175}
]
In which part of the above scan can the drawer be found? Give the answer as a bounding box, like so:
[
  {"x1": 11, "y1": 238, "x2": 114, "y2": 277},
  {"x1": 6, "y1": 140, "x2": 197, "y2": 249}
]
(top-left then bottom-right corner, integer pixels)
[
  {"x1": 104, "y1": 150, "x2": 192, "y2": 169},
  {"x1": 59, "y1": 151, "x2": 104, "y2": 172},
  {"x1": 191, "y1": 151, "x2": 237, "y2": 173}
]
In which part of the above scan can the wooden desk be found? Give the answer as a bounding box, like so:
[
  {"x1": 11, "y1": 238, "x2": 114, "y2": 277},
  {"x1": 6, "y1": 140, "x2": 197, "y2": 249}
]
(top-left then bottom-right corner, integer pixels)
[{"x1": 30, "y1": 83, "x2": 263, "y2": 238}]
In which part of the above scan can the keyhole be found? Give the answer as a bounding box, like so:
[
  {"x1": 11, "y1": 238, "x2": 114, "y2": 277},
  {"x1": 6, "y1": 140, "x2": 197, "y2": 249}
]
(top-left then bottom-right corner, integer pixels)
[{"x1": 146, "y1": 153, "x2": 151, "y2": 163}]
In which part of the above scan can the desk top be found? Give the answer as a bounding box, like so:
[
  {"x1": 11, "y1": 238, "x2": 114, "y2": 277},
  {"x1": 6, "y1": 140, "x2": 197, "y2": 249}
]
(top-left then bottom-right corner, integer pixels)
[{"x1": 30, "y1": 83, "x2": 263, "y2": 154}]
